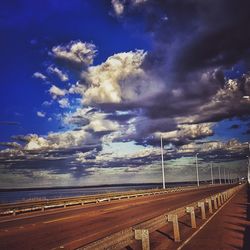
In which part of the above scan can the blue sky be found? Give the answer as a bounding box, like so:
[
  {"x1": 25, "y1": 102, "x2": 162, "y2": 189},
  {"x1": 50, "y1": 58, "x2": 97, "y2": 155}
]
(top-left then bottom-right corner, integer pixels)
[{"x1": 0, "y1": 0, "x2": 250, "y2": 188}]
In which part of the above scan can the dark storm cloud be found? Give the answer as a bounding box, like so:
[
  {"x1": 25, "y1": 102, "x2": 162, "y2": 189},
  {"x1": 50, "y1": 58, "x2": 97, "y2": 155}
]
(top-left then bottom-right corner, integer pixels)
[
  {"x1": 109, "y1": 0, "x2": 250, "y2": 125},
  {"x1": 0, "y1": 144, "x2": 102, "y2": 177},
  {"x1": 104, "y1": 0, "x2": 250, "y2": 148},
  {"x1": 121, "y1": 0, "x2": 250, "y2": 74},
  {"x1": 106, "y1": 113, "x2": 135, "y2": 122},
  {"x1": 66, "y1": 116, "x2": 90, "y2": 127}
]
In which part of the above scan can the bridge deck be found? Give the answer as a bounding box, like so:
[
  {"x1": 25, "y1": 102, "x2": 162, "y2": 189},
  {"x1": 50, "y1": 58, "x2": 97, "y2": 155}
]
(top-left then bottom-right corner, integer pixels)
[{"x1": 0, "y1": 185, "x2": 235, "y2": 250}]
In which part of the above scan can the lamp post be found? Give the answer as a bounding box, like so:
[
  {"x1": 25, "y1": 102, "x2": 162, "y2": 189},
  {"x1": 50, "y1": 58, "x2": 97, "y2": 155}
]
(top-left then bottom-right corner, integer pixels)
[
  {"x1": 247, "y1": 156, "x2": 250, "y2": 184},
  {"x1": 210, "y1": 162, "x2": 214, "y2": 185},
  {"x1": 196, "y1": 153, "x2": 200, "y2": 187},
  {"x1": 248, "y1": 142, "x2": 250, "y2": 184},
  {"x1": 224, "y1": 168, "x2": 226, "y2": 184},
  {"x1": 218, "y1": 166, "x2": 221, "y2": 184},
  {"x1": 160, "y1": 135, "x2": 166, "y2": 189}
]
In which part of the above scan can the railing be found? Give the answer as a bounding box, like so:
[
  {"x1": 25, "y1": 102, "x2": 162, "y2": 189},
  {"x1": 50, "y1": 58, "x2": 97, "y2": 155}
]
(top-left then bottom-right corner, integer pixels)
[
  {"x1": 0, "y1": 185, "x2": 201, "y2": 216},
  {"x1": 76, "y1": 184, "x2": 243, "y2": 250}
]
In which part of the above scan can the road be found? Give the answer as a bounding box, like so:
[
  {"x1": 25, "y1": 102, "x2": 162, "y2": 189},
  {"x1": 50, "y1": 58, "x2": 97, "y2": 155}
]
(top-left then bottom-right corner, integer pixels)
[{"x1": 0, "y1": 185, "x2": 234, "y2": 250}]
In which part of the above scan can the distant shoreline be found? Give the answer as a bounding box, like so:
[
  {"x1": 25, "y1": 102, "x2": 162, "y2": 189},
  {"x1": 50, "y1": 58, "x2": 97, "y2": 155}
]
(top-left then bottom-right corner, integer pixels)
[{"x1": 0, "y1": 181, "x2": 205, "y2": 192}]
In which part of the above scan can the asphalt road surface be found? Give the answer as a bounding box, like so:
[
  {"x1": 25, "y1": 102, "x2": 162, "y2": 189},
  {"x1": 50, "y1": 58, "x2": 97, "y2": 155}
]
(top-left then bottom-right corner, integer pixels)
[{"x1": 0, "y1": 184, "x2": 234, "y2": 250}]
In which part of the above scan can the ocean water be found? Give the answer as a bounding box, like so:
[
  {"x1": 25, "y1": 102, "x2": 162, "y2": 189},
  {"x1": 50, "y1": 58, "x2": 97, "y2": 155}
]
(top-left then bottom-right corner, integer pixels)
[
  {"x1": 0, "y1": 183, "x2": 196, "y2": 204},
  {"x1": 0, "y1": 184, "x2": 162, "y2": 204}
]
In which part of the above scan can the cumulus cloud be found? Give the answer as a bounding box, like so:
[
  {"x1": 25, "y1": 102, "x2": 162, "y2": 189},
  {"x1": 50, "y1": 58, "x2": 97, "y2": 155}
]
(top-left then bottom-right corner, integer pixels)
[
  {"x1": 112, "y1": 0, "x2": 147, "y2": 16},
  {"x1": 109, "y1": 0, "x2": 250, "y2": 124},
  {"x1": 75, "y1": 144, "x2": 160, "y2": 168},
  {"x1": 112, "y1": 0, "x2": 125, "y2": 16},
  {"x1": 37, "y1": 111, "x2": 46, "y2": 118},
  {"x1": 23, "y1": 129, "x2": 99, "y2": 151},
  {"x1": 0, "y1": 142, "x2": 21, "y2": 149},
  {"x1": 192, "y1": 76, "x2": 250, "y2": 123},
  {"x1": 33, "y1": 72, "x2": 47, "y2": 81},
  {"x1": 178, "y1": 139, "x2": 249, "y2": 162},
  {"x1": 47, "y1": 66, "x2": 69, "y2": 82},
  {"x1": 3, "y1": 1, "x2": 250, "y2": 186},
  {"x1": 155, "y1": 123, "x2": 214, "y2": 145},
  {"x1": 58, "y1": 98, "x2": 70, "y2": 108},
  {"x1": 81, "y1": 50, "x2": 158, "y2": 104},
  {"x1": 24, "y1": 134, "x2": 50, "y2": 150},
  {"x1": 49, "y1": 85, "x2": 67, "y2": 99},
  {"x1": 63, "y1": 107, "x2": 120, "y2": 133},
  {"x1": 51, "y1": 40, "x2": 97, "y2": 69},
  {"x1": 42, "y1": 100, "x2": 53, "y2": 106},
  {"x1": 48, "y1": 37, "x2": 248, "y2": 150}
]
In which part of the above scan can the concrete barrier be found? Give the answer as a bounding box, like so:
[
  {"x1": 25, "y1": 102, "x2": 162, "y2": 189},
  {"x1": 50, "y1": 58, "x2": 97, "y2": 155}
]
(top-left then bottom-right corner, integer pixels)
[
  {"x1": 168, "y1": 214, "x2": 181, "y2": 242},
  {"x1": 198, "y1": 201, "x2": 206, "y2": 220},
  {"x1": 205, "y1": 198, "x2": 213, "y2": 214},
  {"x1": 135, "y1": 229, "x2": 150, "y2": 250},
  {"x1": 186, "y1": 206, "x2": 197, "y2": 228},
  {"x1": 212, "y1": 196, "x2": 218, "y2": 210},
  {"x1": 1, "y1": 185, "x2": 201, "y2": 216},
  {"x1": 217, "y1": 195, "x2": 221, "y2": 206}
]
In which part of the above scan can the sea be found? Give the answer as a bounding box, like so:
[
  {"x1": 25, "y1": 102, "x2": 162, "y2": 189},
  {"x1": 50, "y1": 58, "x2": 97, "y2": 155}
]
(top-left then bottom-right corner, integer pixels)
[{"x1": 0, "y1": 182, "x2": 195, "y2": 204}]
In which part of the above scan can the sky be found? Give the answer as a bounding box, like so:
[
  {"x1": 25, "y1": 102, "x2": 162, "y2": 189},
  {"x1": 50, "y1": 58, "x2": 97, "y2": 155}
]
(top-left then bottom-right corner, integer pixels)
[{"x1": 0, "y1": 0, "x2": 250, "y2": 188}]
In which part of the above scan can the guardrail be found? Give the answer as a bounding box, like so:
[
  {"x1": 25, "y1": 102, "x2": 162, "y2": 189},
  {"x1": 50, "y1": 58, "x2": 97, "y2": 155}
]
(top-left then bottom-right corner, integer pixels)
[
  {"x1": 76, "y1": 184, "x2": 243, "y2": 250},
  {"x1": 0, "y1": 185, "x2": 201, "y2": 216}
]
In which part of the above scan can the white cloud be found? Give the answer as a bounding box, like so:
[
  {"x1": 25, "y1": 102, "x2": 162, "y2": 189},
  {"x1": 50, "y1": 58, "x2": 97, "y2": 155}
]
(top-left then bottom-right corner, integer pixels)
[
  {"x1": 23, "y1": 129, "x2": 99, "y2": 151},
  {"x1": 157, "y1": 123, "x2": 214, "y2": 142},
  {"x1": 0, "y1": 142, "x2": 21, "y2": 149},
  {"x1": 33, "y1": 72, "x2": 47, "y2": 81},
  {"x1": 178, "y1": 139, "x2": 246, "y2": 155},
  {"x1": 24, "y1": 134, "x2": 50, "y2": 150},
  {"x1": 46, "y1": 130, "x2": 98, "y2": 148},
  {"x1": 37, "y1": 111, "x2": 46, "y2": 118},
  {"x1": 49, "y1": 85, "x2": 67, "y2": 99},
  {"x1": 68, "y1": 81, "x2": 86, "y2": 97},
  {"x1": 58, "y1": 98, "x2": 70, "y2": 108},
  {"x1": 63, "y1": 108, "x2": 120, "y2": 132},
  {"x1": 112, "y1": 0, "x2": 124, "y2": 16},
  {"x1": 81, "y1": 50, "x2": 162, "y2": 105},
  {"x1": 42, "y1": 100, "x2": 53, "y2": 106},
  {"x1": 48, "y1": 66, "x2": 69, "y2": 82},
  {"x1": 87, "y1": 112, "x2": 119, "y2": 132},
  {"x1": 112, "y1": 0, "x2": 147, "y2": 16},
  {"x1": 51, "y1": 40, "x2": 97, "y2": 67}
]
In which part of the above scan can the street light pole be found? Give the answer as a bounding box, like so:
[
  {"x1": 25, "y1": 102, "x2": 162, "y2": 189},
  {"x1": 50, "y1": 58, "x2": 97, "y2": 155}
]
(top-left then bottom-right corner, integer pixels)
[
  {"x1": 247, "y1": 156, "x2": 250, "y2": 184},
  {"x1": 218, "y1": 166, "x2": 221, "y2": 184},
  {"x1": 160, "y1": 135, "x2": 166, "y2": 189},
  {"x1": 224, "y1": 168, "x2": 226, "y2": 184},
  {"x1": 248, "y1": 142, "x2": 250, "y2": 184},
  {"x1": 210, "y1": 162, "x2": 214, "y2": 185},
  {"x1": 196, "y1": 153, "x2": 200, "y2": 187}
]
